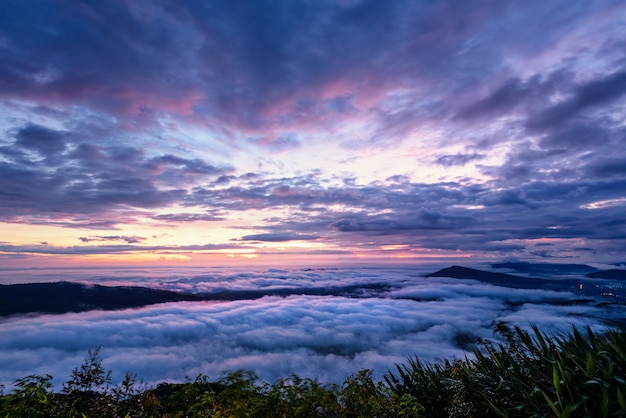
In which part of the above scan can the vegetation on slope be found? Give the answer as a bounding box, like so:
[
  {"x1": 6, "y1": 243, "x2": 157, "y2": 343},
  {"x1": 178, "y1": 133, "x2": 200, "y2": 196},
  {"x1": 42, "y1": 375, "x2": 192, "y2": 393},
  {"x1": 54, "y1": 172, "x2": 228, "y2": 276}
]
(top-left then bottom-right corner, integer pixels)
[{"x1": 1, "y1": 324, "x2": 625, "y2": 417}]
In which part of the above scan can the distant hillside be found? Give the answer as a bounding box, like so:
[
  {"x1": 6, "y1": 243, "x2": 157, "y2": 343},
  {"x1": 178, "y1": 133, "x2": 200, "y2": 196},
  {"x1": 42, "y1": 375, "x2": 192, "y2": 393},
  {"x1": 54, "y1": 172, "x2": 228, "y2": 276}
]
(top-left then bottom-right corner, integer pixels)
[
  {"x1": 426, "y1": 266, "x2": 550, "y2": 289},
  {"x1": 586, "y1": 269, "x2": 626, "y2": 280},
  {"x1": 0, "y1": 282, "x2": 202, "y2": 317},
  {"x1": 426, "y1": 265, "x2": 626, "y2": 300},
  {"x1": 0, "y1": 281, "x2": 394, "y2": 317}
]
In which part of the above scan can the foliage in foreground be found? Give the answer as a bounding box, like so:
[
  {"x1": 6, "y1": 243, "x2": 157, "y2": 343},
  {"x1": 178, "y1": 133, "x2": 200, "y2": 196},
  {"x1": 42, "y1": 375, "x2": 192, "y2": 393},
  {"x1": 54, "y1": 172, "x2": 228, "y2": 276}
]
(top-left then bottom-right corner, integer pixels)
[
  {"x1": 386, "y1": 323, "x2": 626, "y2": 417},
  {"x1": 1, "y1": 324, "x2": 625, "y2": 417}
]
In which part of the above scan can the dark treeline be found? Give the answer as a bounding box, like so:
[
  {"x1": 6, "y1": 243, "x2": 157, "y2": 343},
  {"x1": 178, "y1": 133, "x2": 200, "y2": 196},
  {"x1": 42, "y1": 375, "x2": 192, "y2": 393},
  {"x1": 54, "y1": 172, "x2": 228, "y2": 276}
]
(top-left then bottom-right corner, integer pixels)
[
  {"x1": 0, "y1": 281, "x2": 393, "y2": 317},
  {"x1": 1, "y1": 324, "x2": 625, "y2": 417}
]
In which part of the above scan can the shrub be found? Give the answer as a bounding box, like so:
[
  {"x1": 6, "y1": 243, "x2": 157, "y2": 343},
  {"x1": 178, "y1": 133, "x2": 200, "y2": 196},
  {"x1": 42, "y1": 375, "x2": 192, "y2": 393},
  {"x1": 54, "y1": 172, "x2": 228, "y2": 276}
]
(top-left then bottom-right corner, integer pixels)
[{"x1": 0, "y1": 374, "x2": 55, "y2": 418}]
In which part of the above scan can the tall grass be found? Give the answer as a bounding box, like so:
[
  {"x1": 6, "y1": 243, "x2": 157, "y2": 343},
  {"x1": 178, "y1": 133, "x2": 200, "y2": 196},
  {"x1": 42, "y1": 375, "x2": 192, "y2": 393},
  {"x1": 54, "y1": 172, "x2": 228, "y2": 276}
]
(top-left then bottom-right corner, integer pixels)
[{"x1": 386, "y1": 323, "x2": 626, "y2": 417}]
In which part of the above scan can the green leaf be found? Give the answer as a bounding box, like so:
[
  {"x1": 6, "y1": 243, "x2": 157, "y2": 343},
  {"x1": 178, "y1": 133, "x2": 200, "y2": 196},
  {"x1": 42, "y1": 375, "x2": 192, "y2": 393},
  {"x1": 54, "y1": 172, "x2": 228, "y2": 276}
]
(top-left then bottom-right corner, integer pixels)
[
  {"x1": 561, "y1": 404, "x2": 572, "y2": 418},
  {"x1": 602, "y1": 385, "x2": 609, "y2": 418},
  {"x1": 586, "y1": 352, "x2": 595, "y2": 378},
  {"x1": 542, "y1": 391, "x2": 560, "y2": 416},
  {"x1": 617, "y1": 387, "x2": 626, "y2": 410},
  {"x1": 553, "y1": 366, "x2": 562, "y2": 402}
]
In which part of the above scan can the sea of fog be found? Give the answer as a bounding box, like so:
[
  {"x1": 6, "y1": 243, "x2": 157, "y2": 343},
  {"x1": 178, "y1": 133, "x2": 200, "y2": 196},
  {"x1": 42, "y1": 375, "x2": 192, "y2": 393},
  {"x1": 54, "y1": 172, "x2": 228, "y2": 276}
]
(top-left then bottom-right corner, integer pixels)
[{"x1": 0, "y1": 264, "x2": 623, "y2": 390}]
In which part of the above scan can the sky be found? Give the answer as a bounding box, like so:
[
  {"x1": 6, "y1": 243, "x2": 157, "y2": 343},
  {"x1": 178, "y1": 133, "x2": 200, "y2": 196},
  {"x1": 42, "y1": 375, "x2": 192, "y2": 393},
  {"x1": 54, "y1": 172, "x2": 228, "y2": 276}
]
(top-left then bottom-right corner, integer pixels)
[{"x1": 2, "y1": 0, "x2": 626, "y2": 268}]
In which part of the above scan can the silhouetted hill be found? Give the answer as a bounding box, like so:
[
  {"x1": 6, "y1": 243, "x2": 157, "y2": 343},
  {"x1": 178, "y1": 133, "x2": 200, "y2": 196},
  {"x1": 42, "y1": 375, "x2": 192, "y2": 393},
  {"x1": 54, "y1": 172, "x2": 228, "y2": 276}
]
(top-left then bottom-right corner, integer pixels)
[
  {"x1": 426, "y1": 266, "x2": 626, "y2": 300},
  {"x1": 0, "y1": 281, "x2": 395, "y2": 317},
  {"x1": 586, "y1": 270, "x2": 626, "y2": 280},
  {"x1": 426, "y1": 266, "x2": 550, "y2": 289},
  {"x1": 0, "y1": 282, "x2": 202, "y2": 317}
]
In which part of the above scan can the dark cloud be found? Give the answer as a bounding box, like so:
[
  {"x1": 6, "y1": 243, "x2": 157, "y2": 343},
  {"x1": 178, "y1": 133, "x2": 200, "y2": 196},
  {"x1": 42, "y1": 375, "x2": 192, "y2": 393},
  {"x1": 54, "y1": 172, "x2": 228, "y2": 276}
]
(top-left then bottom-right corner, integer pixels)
[
  {"x1": 38, "y1": 165, "x2": 596, "y2": 258},
  {"x1": 13, "y1": 124, "x2": 68, "y2": 156},
  {"x1": 0, "y1": 0, "x2": 535, "y2": 134},
  {"x1": 453, "y1": 60, "x2": 626, "y2": 196},
  {"x1": 0, "y1": 123, "x2": 232, "y2": 227},
  {"x1": 78, "y1": 235, "x2": 147, "y2": 244},
  {"x1": 477, "y1": 188, "x2": 536, "y2": 208},
  {"x1": 248, "y1": 134, "x2": 301, "y2": 151},
  {"x1": 212, "y1": 175, "x2": 238, "y2": 185},
  {"x1": 435, "y1": 153, "x2": 484, "y2": 167},
  {"x1": 536, "y1": 120, "x2": 614, "y2": 151},
  {"x1": 455, "y1": 77, "x2": 533, "y2": 121},
  {"x1": 585, "y1": 157, "x2": 626, "y2": 178},
  {"x1": 151, "y1": 212, "x2": 225, "y2": 223},
  {"x1": 240, "y1": 232, "x2": 319, "y2": 242},
  {"x1": 0, "y1": 1, "x2": 197, "y2": 119},
  {"x1": 0, "y1": 242, "x2": 241, "y2": 256},
  {"x1": 180, "y1": 170, "x2": 626, "y2": 259},
  {"x1": 454, "y1": 71, "x2": 573, "y2": 122},
  {"x1": 329, "y1": 208, "x2": 476, "y2": 234},
  {"x1": 145, "y1": 155, "x2": 229, "y2": 175},
  {"x1": 385, "y1": 175, "x2": 411, "y2": 184},
  {"x1": 528, "y1": 70, "x2": 626, "y2": 129},
  {"x1": 0, "y1": 0, "x2": 619, "y2": 151}
]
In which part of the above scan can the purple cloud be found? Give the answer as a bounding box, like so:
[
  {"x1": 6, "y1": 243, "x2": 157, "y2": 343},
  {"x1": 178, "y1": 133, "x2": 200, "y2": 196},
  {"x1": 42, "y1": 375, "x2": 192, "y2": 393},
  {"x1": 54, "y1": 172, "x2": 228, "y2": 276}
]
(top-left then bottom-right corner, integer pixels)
[
  {"x1": 240, "y1": 232, "x2": 319, "y2": 242},
  {"x1": 78, "y1": 235, "x2": 147, "y2": 244},
  {"x1": 435, "y1": 153, "x2": 484, "y2": 167}
]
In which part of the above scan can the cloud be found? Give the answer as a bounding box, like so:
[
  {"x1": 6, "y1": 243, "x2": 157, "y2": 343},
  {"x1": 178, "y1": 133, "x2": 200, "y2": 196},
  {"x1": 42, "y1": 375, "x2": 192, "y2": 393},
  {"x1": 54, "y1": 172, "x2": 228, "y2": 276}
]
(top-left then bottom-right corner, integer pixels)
[
  {"x1": 0, "y1": 242, "x2": 242, "y2": 256},
  {"x1": 240, "y1": 232, "x2": 319, "y2": 242},
  {"x1": 0, "y1": 266, "x2": 616, "y2": 390},
  {"x1": 248, "y1": 134, "x2": 302, "y2": 151},
  {"x1": 0, "y1": 123, "x2": 233, "y2": 227},
  {"x1": 0, "y1": 161, "x2": 617, "y2": 261},
  {"x1": 528, "y1": 70, "x2": 626, "y2": 129},
  {"x1": 13, "y1": 124, "x2": 69, "y2": 157},
  {"x1": 145, "y1": 155, "x2": 229, "y2": 175},
  {"x1": 435, "y1": 153, "x2": 484, "y2": 167},
  {"x1": 150, "y1": 212, "x2": 225, "y2": 223},
  {"x1": 0, "y1": 0, "x2": 548, "y2": 136},
  {"x1": 78, "y1": 235, "x2": 147, "y2": 244},
  {"x1": 585, "y1": 157, "x2": 626, "y2": 178},
  {"x1": 180, "y1": 169, "x2": 626, "y2": 260}
]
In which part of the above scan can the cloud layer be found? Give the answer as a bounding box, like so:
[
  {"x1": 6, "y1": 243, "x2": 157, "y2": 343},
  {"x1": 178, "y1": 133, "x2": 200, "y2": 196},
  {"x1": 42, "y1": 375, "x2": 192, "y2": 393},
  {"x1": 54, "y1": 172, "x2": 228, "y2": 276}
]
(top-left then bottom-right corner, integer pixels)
[{"x1": 0, "y1": 266, "x2": 618, "y2": 389}]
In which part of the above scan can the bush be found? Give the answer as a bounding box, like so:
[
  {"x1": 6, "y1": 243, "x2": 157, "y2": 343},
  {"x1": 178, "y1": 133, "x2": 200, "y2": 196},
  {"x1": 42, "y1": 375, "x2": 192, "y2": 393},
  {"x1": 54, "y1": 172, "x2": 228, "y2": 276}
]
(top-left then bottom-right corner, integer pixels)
[{"x1": 0, "y1": 374, "x2": 55, "y2": 418}]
